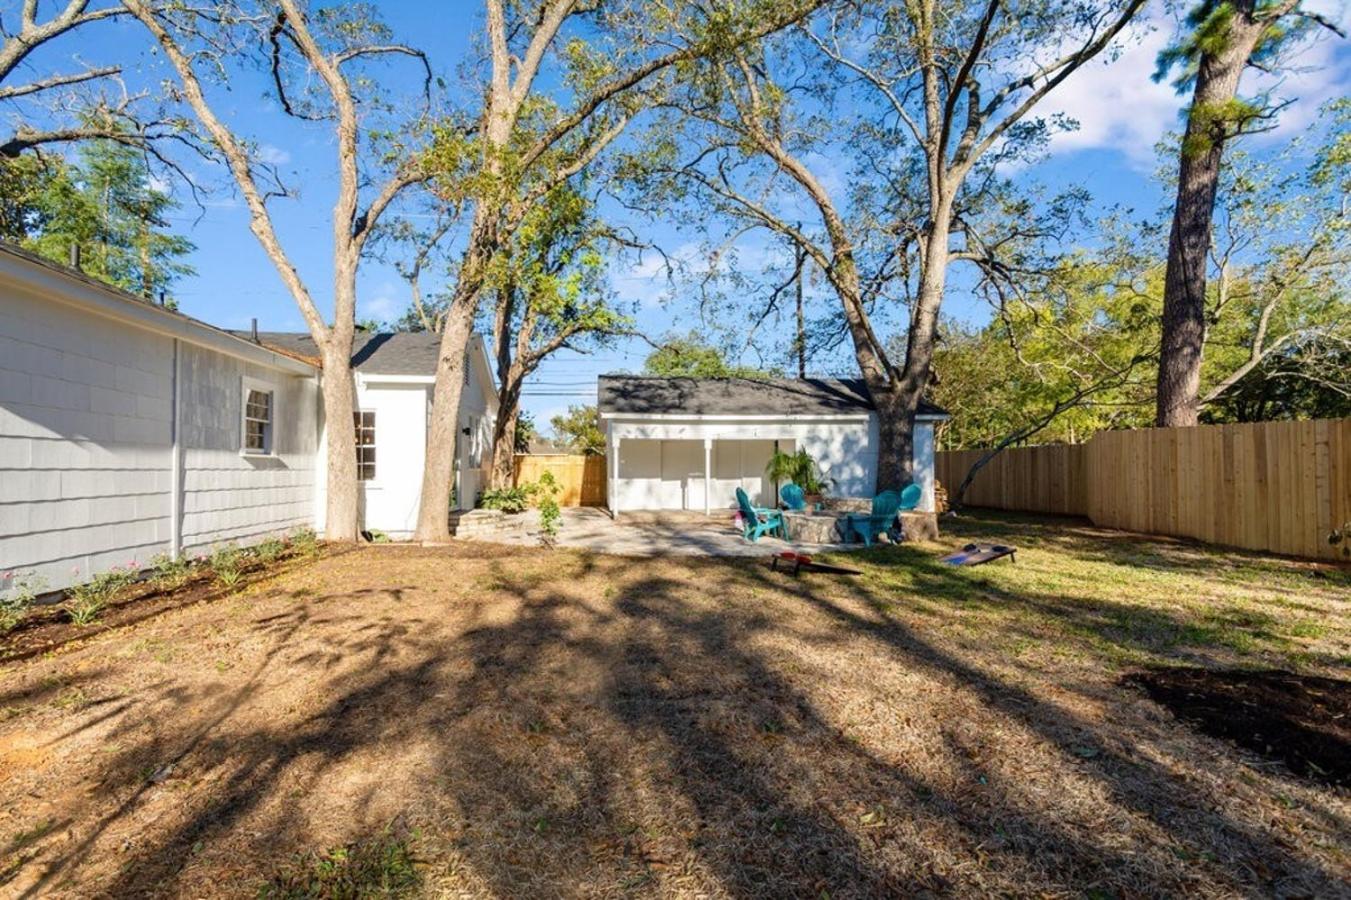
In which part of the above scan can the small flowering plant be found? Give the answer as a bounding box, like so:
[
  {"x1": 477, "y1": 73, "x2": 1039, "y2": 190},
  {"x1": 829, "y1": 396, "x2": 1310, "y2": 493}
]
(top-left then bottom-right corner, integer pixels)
[
  {"x1": 1, "y1": 570, "x2": 47, "y2": 634},
  {"x1": 66, "y1": 563, "x2": 135, "y2": 626}
]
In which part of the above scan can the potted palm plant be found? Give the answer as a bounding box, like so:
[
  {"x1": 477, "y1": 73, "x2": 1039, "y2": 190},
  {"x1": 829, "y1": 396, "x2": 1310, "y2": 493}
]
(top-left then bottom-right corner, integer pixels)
[{"x1": 765, "y1": 448, "x2": 829, "y2": 506}]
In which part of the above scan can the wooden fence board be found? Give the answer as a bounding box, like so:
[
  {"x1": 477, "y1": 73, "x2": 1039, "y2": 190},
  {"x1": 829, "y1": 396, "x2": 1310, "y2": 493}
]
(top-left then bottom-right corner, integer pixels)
[
  {"x1": 514, "y1": 454, "x2": 607, "y2": 507},
  {"x1": 936, "y1": 419, "x2": 1351, "y2": 561}
]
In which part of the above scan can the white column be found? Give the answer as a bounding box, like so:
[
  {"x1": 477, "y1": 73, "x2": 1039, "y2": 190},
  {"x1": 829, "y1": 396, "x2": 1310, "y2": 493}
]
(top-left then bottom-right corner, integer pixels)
[
  {"x1": 169, "y1": 339, "x2": 183, "y2": 558},
  {"x1": 609, "y1": 431, "x2": 621, "y2": 518},
  {"x1": 703, "y1": 438, "x2": 712, "y2": 516}
]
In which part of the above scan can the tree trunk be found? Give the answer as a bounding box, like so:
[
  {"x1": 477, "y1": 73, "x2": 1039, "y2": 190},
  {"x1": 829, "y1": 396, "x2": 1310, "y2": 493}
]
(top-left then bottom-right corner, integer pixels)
[
  {"x1": 1156, "y1": 0, "x2": 1264, "y2": 427},
  {"x1": 872, "y1": 386, "x2": 916, "y2": 492},
  {"x1": 413, "y1": 299, "x2": 477, "y2": 541},
  {"x1": 319, "y1": 340, "x2": 359, "y2": 541},
  {"x1": 877, "y1": 215, "x2": 951, "y2": 491},
  {"x1": 488, "y1": 397, "x2": 519, "y2": 490}
]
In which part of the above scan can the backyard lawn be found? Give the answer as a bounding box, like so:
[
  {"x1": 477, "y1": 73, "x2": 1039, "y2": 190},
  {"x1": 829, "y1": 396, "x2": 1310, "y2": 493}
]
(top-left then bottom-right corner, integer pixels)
[{"x1": 1, "y1": 513, "x2": 1348, "y2": 897}]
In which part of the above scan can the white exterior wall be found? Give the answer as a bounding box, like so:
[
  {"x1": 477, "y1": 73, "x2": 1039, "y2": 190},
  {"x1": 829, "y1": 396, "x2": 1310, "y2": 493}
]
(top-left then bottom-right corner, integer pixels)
[
  {"x1": 0, "y1": 260, "x2": 319, "y2": 592},
  {"x1": 604, "y1": 414, "x2": 939, "y2": 514},
  {"x1": 354, "y1": 379, "x2": 429, "y2": 537},
  {"x1": 178, "y1": 344, "x2": 318, "y2": 555},
  {"x1": 350, "y1": 336, "x2": 498, "y2": 533}
]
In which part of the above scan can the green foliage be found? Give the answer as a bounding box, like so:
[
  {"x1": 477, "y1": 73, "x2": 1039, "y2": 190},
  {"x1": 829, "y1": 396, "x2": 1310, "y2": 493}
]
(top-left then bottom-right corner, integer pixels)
[
  {"x1": 255, "y1": 538, "x2": 288, "y2": 563},
  {"x1": 765, "y1": 448, "x2": 828, "y2": 495},
  {"x1": 289, "y1": 528, "x2": 321, "y2": 560},
  {"x1": 479, "y1": 485, "x2": 535, "y2": 513},
  {"x1": 1, "y1": 571, "x2": 46, "y2": 634},
  {"x1": 66, "y1": 565, "x2": 135, "y2": 626},
  {"x1": 0, "y1": 141, "x2": 195, "y2": 300},
  {"x1": 535, "y1": 472, "x2": 563, "y2": 541},
  {"x1": 550, "y1": 405, "x2": 605, "y2": 455},
  {"x1": 643, "y1": 332, "x2": 771, "y2": 378},
  {"x1": 209, "y1": 544, "x2": 248, "y2": 589},
  {"x1": 514, "y1": 411, "x2": 538, "y2": 453},
  {"x1": 259, "y1": 827, "x2": 421, "y2": 899},
  {"x1": 149, "y1": 552, "x2": 194, "y2": 588}
]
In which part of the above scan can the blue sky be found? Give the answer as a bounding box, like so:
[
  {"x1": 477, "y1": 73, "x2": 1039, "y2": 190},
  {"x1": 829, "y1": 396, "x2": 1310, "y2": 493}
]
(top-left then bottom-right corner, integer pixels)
[{"x1": 10, "y1": 0, "x2": 1349, "y2": 433}]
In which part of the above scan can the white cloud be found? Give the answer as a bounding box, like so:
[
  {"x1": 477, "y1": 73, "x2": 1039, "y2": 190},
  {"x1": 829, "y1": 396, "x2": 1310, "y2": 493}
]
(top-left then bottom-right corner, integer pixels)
[
  {"x1": 360, "y1": 280, "x2": 403, "y2": 323},
  {"x1": 1038, "y1": 8, "x2": 1351, "y2": 165},
  {"x1": 1038, "y1": 19, "x2": 1182, "y2": 165},
  {"x1": 257, "y1": 144, "x2": 292, "y2": 167}
]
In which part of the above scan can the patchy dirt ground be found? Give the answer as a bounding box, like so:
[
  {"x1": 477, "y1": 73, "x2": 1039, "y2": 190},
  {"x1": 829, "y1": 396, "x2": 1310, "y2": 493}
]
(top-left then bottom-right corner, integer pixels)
[{"x1": 1, "y1": 514, "x2": 1348, "y2": 897}]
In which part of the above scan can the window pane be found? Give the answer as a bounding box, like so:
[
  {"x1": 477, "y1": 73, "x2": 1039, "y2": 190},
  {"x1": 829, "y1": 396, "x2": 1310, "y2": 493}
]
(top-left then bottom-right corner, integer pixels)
[{"x1": 354, "y1": 411, "x2": 375, "y2": 479}]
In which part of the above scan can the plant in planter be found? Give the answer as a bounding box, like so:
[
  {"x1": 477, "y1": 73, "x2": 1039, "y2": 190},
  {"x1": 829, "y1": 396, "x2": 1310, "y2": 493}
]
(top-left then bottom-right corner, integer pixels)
[{"x1": 765, "y1": 448, "x2": 830, "y2": 503}]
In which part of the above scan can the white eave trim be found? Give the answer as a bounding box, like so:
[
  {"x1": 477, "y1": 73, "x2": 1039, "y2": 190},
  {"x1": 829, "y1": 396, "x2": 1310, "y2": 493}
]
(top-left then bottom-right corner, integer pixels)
[
  {"x1": 1, "y1": 247, "x2": 315, "y2": 376},
  {"x1": 356, "y1": 373, "x2": 435, "y2": 385}
]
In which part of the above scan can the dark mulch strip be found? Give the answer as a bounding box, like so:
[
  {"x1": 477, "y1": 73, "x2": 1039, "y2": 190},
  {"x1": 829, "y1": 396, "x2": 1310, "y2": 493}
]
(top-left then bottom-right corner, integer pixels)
[
  {"x1": 1122, "y1": 667, "x2": 1351, "y2": 787},
  {"x1": 0, "y1": 547, "x2": 342, "y2": 664}
]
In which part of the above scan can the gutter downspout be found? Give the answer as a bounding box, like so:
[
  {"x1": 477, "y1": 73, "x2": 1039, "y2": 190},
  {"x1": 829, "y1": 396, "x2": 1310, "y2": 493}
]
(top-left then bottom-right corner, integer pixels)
[{"x1": 170, "y1": 338, "x2": 183, "y2": 558}]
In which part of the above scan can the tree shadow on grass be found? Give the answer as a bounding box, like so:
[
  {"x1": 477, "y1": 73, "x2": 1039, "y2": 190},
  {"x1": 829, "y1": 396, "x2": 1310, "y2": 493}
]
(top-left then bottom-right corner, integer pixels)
[{"x1": 12, "y1": 543, "x2": 1349, "y2": 897}]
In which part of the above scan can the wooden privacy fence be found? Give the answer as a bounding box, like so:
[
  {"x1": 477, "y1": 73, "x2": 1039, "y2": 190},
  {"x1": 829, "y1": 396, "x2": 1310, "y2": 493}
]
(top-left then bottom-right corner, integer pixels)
[
  {"x1": 514, "y1": 454, "x2": 607, "y2": 507},
  {"x1": 936, "y1": 419, "x2": 1351, "y2": 561}
]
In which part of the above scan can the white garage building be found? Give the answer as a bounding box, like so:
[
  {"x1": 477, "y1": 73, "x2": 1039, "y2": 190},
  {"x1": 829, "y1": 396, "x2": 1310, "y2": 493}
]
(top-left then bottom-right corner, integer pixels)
[{"x1": 598, "y1": 375, "x2": 947, "y2": 515}]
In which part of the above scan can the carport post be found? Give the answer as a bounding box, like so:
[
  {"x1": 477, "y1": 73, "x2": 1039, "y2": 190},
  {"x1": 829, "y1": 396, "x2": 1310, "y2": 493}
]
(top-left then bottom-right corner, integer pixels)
[
  {"x1": 609, "y1": 433, "x2": 620, "y2": 519},
  {"x1": 703, "y1": 438, "x2": 712, "y2": 516}
]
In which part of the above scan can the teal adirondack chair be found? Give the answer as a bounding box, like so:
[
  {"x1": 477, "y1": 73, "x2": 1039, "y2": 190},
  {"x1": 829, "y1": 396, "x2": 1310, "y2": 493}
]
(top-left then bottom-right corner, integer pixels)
[
  {"x1": 736, "y1": 487, "x2": 784, "y2": 542},
  {"x1": 847, "y1": 483, "x2": 921, "y2": 546},
  {"x1": 780, "y1": 482, "x2": 807, "y2": 511}
]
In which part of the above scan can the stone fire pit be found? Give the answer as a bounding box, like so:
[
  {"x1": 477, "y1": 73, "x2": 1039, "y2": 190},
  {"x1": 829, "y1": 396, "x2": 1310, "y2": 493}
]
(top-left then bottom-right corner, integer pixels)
[
  {"x1": 779, "y1": 497, "x2": 941, "y2": 545},
  {"x1": 780, "y1": 509, "x2": 852, "y2": 544}
]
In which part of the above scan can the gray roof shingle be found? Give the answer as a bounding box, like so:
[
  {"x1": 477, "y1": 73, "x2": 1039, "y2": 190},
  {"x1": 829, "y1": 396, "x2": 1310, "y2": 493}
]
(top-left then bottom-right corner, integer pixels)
[
  {"x1": 233, "y1": 331, "x2": 445, "y2": 376},
  {"x1": 598, "y1": 375, "x2": 946, "y2": 418}
]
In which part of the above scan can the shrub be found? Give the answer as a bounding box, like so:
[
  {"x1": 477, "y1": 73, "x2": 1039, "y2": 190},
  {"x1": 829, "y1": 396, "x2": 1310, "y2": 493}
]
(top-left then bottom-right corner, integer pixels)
[
  {"x1": 209, "y1": 544, "x2": 247, "y2": 589},
  {"x1": 535, "y1": 472, "x2": 562, "y2": 542},
  {"x1": 255, "y1": 537, "x2": 287, "y2": 563},
  {"x1": 149, "y1": 552, "x2": 193, "y2": 588},
  {"x1": 479, "y1": 484, "x2": 535, "y2": 513},
  {"x1": 288, "y1": 528, "x2": 320, "y2": 559},
  {"x1": 66, "y1": 566, "x2": 134, "y2": 625},
  {"x1": 1, "y1": 571, "x2": 46, "y2": 634},
  {"x1": 765, "y1": 448, "x2": 830, "y2": 495}
]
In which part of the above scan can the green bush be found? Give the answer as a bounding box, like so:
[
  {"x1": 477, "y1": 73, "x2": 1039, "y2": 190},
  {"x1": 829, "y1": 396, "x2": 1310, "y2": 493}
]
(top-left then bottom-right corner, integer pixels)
[
  {"x1": 149, "y1": 552, "x2": 193, "y2": 588},
  {"x1": 66, "y1": 566, "x2": 134, "y2": 625},
  {"x1": 1, "y1": 571, "x2": 46, "y2": 634},
  {"x1": 479, "y1": 484, "x2": 535, "y2": 513},
  {"x1": 255, "y1": 537, "x2": 288, "y2": 563},
  {"x1": 288, "y1": 528, "x2": 320, "y2": 559},
  {"x1": 765, "y1": 447, "x2": 829, "y2": 495},
  {"x1": 209, "y1": 544, "x2": 248, "y2": 589},
  {"x1": 535, "y1": 472, "x2": 562, "y2": 541}
]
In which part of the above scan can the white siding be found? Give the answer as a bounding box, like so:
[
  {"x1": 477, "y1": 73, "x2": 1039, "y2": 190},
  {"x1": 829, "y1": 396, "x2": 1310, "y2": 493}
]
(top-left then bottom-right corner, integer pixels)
[
  {"x1": 178, "y1": 343, "x2": 318, "y2": 555},
  {"x1": 0, "y1": 275, "x2": 319, "y2": 592}
]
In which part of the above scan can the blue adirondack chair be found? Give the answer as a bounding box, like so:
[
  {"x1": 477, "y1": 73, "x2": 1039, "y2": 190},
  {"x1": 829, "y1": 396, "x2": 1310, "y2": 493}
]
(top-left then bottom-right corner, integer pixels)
[
  {"x1": 847, "y1": 484, "x2": 921, "y2": 546},
  {"x1": 736, "y1": 487, "x2": 784, "y2": 542},
  {"x1": 780, "y1": 482, "x2": 807, "y2": 511}
]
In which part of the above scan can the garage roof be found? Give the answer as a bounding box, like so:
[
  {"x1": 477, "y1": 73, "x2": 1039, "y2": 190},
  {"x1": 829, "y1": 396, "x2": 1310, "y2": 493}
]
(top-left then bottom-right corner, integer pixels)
[{"x1": 598, "y1": 376, "x2": 947, "y2": 418}]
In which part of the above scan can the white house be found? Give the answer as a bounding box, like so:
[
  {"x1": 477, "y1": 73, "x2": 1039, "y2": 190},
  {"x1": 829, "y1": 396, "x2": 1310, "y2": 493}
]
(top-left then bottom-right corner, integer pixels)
[
  {"x1": 0, "y1": 243, "x2": 496, "y2": 591},
  {"x1": 598, "y1": 375, "x2": 947, "y2": 515}
]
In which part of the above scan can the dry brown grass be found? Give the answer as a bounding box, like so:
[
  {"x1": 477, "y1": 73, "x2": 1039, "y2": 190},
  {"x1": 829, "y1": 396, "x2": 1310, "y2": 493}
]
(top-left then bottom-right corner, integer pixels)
[{"x1": 0, "y1": 513, "x2": 1348, "y2": 897}]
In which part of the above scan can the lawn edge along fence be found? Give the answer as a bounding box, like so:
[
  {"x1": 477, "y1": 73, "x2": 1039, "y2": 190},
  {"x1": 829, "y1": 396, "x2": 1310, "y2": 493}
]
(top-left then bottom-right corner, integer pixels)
[
  {"x1": 936, "y1": 418, "x2": 1351, "y2": 561},
  {"x1": 514, "y1": 454, "x2": 607, "y2": 507}
]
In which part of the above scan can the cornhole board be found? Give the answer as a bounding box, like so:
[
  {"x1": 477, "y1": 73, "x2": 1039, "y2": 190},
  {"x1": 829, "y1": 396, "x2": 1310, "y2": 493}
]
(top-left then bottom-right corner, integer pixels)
[
  {"x1": 941, "y1": 543, "x2": 1017, "y2": 566},
  {"x1": 770, "y1": 550, "x2": 862, "y2": 576}
]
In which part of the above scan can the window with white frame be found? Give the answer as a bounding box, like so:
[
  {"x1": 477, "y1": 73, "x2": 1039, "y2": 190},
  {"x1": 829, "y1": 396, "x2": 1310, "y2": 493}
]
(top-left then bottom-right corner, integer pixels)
[
  {"x1": 354, "y1": 410, "x2": 376, "y2": 480},
  {"x1": 241, "y1": 379, "x2": 275, "y2": 455}
]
